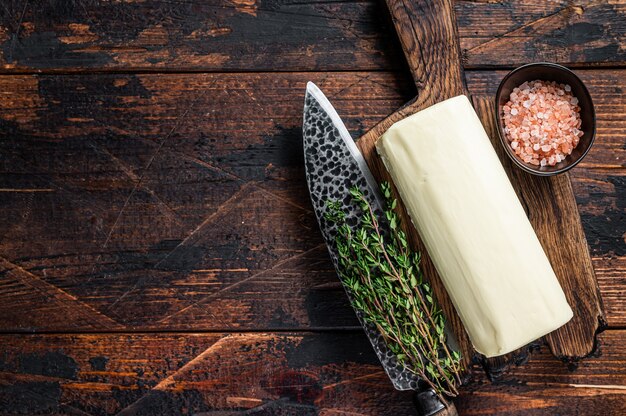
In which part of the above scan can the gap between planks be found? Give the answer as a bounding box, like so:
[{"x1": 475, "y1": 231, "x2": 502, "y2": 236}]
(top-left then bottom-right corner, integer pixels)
[
  {"x1": 0, "y1": 65, "x2": 626, "y2": 76},
  {"x1": 0, "y1": 327, "x2": 623, "y2": 336},
  {"x1": 0, "y1": 328, "x2": 369, "y2": 335}
]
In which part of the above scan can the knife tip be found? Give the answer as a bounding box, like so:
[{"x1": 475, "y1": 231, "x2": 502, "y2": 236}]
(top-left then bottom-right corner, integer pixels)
[{"x1": 306, "y1": 81, "x2": 319, "y2": 94}]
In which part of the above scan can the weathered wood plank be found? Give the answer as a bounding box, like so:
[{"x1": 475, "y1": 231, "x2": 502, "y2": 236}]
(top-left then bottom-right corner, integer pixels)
[
  {"x1": 0, "y1": 0, "x2": 405, "y2": 73},
  {"x1": 458, "y1": 329, "x2": 626, "y2": 416},
  {"x1": 457, "y1": 0, "x2": 626, "y2": 68},
  {"x1": 0, "y1": 331, "x2": 624, "y2": 415},
  {"x1": 0, "y1": 332, "x2": 415, "y2": 415},
  {"x1": 0, "y1": 71, "x2": 623, "y2": 332},
  {"x1": 0, "y1": 71, "x2": 413, "y2": 332},
  {"x1": 0, "y1": 0, "x2": 623, "y2": 72}
]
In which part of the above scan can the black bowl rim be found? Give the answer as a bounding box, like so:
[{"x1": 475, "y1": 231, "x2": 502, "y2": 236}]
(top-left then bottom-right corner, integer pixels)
[{"x1": 494, "y1": 62, "x2": 596, "y2": 176}]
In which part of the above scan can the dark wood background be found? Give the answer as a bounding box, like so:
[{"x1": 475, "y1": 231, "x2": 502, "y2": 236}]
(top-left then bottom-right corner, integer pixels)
[{"x1": 0, "y1": 1, "x2": 624, "y2": 415}]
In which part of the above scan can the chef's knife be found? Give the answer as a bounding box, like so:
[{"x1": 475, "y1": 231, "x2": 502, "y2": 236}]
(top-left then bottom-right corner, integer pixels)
[{"x1": 302, "y1": 82, "x2": 456, "y2": 416}]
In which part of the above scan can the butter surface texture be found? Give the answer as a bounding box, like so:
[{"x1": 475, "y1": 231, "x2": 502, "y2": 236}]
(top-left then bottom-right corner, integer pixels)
[{"x1": 376, "y1": 95, "x2": 573, "y2": 358}]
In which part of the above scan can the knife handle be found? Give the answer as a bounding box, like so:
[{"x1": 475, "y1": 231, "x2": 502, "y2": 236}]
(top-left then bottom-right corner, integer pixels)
[{"x1": 413, "y1": 389, "x2": 458, "y2": 416}]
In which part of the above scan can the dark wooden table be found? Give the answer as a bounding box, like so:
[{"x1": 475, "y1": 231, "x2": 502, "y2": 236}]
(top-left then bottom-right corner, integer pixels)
[{"x1": 0, "y1": 1, "x2": 624, "y2": 415}]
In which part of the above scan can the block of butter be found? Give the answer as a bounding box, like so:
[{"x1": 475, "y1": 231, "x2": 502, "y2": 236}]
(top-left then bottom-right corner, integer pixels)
[{"x1": 376, "y1": 95, "x2": 573, "y2": 358}]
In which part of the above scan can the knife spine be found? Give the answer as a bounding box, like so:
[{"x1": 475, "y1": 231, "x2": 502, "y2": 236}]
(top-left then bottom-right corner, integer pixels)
[{"x1": 305, "y1": 82, "x2": 384, "y2": 210}]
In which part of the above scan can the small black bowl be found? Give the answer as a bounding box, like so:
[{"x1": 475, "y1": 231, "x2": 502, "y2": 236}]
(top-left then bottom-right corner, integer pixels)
[{"x1": 495, "y1": 62, "x2": 596, "y2": 176}]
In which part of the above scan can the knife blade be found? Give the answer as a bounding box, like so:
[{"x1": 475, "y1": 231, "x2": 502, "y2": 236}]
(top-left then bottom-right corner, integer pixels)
[{"x1": 302, "y1": 82, "x2": 450, "y2": 416}]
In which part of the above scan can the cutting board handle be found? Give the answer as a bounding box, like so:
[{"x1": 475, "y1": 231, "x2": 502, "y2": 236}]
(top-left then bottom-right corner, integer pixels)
[{"x1": 384, "y1": 0, "x2": 467, "y2": 107}]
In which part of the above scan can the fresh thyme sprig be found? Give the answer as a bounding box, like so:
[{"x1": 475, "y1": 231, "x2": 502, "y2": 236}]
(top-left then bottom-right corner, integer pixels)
[{"x1": 325, "y1": 182, "x2": 463, "y2": 399}]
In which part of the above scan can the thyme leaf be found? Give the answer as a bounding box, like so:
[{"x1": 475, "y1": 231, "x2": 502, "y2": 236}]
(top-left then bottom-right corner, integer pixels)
[{"x1": 325, "y1": 182, "x2": 463, "y2": 399}]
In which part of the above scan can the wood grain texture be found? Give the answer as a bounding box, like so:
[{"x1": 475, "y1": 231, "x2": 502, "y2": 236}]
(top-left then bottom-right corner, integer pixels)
[
  {"x1": 386, "y1": 0, "x2": 466, "y2": 102},
  {"x1": 0, "y1": 72, "x2": 413, "y2": 332},
  {"x1": 0, "y1": 0, "x2": 405, "y2": 73},
  {"x1": 0, "y1": 1, "x2": 623, "y2": 73},
  {"x1": 0, "y1": 332, "x2": 416, "y2": 415},
  {"x1": 0, "y1": 1, "x2": 623, "y2": 413},
  {"x1": 0, "y1": 331, "x2": 624, "y2": 415},
  {"x1": 457, "y1": 0, "x2": 626, "y2": 68},
  {"x1": 458, "y1": 329, "x2": 626, "y2": 416},
  {"x1": 0, "y1": 70, "x2": 622, "y2": 333}
]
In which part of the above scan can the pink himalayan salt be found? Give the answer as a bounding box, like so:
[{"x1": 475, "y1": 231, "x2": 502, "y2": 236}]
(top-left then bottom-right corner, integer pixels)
[{"x1": 501, "y1": 79, "x2": 583, "y2": 167}]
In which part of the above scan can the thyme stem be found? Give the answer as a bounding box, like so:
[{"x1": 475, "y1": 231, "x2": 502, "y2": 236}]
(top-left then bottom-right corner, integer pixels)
[{"x1": 325, "y1": 183, "x2": 463, "y2": 400}]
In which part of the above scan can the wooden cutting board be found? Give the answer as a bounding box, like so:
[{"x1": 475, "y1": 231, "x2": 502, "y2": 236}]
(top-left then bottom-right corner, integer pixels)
[{"x1": 356, "y1": 0, "x2": 605, "y2": 375}]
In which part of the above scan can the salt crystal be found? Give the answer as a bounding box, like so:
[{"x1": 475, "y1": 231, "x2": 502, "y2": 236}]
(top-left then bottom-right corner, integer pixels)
[{"x1": 502, "y1": 79, "x2": 583, "y2": 168}]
